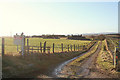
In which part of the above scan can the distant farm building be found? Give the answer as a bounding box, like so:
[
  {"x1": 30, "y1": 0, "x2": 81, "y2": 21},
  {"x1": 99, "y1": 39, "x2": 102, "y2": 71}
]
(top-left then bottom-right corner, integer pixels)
[{"x1": 67, "y1": 34, "x2": 91, "y2": 40}]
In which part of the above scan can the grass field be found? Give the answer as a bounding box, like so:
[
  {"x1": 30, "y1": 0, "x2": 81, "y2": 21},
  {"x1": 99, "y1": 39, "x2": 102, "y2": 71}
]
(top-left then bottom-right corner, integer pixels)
[{"x1": 2, "y1": 37, "x2": 91, "y2": 55}]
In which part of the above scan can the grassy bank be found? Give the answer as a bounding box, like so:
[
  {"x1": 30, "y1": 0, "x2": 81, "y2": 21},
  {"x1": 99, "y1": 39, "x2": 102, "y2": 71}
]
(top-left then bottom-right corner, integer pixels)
[
  {"x1": 3, "y1": 51, "x2": 85, "y2": 78},
  {"x1": 96, "y1": 40, "x2": 117, "y2": 76}
]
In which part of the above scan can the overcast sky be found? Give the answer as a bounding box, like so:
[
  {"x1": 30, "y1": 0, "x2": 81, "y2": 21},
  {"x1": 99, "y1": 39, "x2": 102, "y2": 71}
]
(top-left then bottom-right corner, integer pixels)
[{"x1": 0, "y1": 0, "x2": 118, "y2": 36}]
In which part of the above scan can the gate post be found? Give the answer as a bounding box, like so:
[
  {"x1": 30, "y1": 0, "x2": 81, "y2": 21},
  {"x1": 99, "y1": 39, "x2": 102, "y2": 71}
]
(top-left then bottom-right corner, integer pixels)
[
  {"x1": 2, "y1": 38, "x2": 5, "y2": 56},
  {"x1": 21, "y1": 35, "x2": 25, "y2": 56}
]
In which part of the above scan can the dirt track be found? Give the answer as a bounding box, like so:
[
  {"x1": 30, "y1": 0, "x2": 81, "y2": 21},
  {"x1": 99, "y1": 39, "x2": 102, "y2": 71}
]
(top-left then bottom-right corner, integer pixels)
[{"x1": 52, "y1": 41, "x2": 111, "y2": 78}]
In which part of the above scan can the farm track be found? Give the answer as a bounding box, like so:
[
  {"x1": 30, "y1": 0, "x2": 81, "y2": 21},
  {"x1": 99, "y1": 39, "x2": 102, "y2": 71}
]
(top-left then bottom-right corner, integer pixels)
[
  {"x1": 52, "y1": 41, "x2": 111, "y2": 78},
  {"x1": 35, "y1": 42, "x2": 98, "y2": 78},
  {"x1": 51, "y1": 42, "x2": 98, "y2": 78}
]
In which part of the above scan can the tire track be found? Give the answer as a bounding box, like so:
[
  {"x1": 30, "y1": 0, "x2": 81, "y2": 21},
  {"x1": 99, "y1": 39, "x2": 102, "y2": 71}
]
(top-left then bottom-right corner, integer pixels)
[
  {"x1": 52, "y1": 42, "x2": 98, "y2": 78},
  {"x1": 53, "y1": 41, "x2": 111, "y2": 78}
]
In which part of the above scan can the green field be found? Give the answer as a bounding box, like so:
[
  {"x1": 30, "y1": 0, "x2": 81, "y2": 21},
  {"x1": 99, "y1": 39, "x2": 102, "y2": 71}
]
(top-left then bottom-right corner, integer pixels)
[{"x1": 3, "y1": 37, "x2": 91, "y2": 55}]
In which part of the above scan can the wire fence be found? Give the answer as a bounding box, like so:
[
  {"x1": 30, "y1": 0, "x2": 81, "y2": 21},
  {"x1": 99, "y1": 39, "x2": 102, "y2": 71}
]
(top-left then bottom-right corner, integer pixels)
[{"x1": 2, "y1": 37, "x2": 95, "y2": 55}]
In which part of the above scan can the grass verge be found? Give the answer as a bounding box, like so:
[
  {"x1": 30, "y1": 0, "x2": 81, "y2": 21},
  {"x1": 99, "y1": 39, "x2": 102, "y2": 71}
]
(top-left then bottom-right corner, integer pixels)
[
  {"x1": 96, "y1": 40, "x2": 118, "y2": 77},
  {"x1": 3, "y1": 51, "x2": 83, "y2": 78}
]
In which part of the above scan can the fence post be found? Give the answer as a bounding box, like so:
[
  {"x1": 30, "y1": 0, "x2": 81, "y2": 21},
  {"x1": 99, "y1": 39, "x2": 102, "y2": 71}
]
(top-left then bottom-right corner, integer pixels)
[
  {"x1": 32, "y1": 47, "x2": 33, "y2": 54},
  {"x1": 71, "y1": 45, "x2": 72, "y2": 51},
  {"x1": 43, "y1": 41, "x2": 46, "y2": 53},
  {"x1": 68, "y1": 45, "x2": 69, "y2": 52},
  {"x1": 61, "y1": 43, "x2": 63, "y2": 52},
  {"x1": 76, "y1": 45, "x2": 77, "y2": 51},
  {"x1": 53, "y1": 43, "x2": 54, "y2": 53},
  {"x1": 74, "y1": 44, "x2": 75, "y2": 51},
  {"x1": 40, "y1": 42, "x2": 42, "y2": 53},
  {"x1": 27, "y1": 39, "x2": 29, "y2": 54},
  {"x1": 2, "y1": 38, "x2": 4, "y2": 56},
  {"x1": 78, "y1": 44, "x2": 79, "y2": 51},
  {"x1": 113, "y1": 47, "x2": 116, "y2": 68}
]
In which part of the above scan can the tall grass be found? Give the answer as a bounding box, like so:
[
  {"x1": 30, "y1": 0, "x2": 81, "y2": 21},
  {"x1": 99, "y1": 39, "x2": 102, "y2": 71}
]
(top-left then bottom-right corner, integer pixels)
[
  {"x1": 96, "y1": 40, "x2": 114, "y2": 71},
  {"x1": 3, "y1": 52, "x2": 81, "y2": 78}
]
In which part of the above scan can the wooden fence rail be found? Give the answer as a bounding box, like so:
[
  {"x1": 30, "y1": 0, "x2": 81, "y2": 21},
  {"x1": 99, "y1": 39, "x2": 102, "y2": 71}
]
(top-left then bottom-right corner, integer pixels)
[
  {"x1": 2, "y1": 38, "x2": 96, "y2": 55},
  {"x1": 24, "y1": 39, "x2": 96, "y2": 54}
]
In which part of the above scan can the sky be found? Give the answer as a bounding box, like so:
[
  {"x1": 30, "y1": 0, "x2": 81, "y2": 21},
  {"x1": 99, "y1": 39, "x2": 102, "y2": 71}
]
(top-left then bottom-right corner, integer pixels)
[{"x1": 0, "y1": 0, "x2": 118, "y2": 36}]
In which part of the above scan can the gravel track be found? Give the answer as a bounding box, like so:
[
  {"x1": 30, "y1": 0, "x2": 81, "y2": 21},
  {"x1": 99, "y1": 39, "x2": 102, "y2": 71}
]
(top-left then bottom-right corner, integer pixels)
[{"x1": 52, "y1": 41, "x2": 111, "y2": 78}]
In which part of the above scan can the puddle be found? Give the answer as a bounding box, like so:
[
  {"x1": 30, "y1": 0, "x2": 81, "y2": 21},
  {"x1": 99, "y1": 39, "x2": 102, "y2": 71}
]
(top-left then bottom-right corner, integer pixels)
[{"x1": 52, "y1": 52, "x2": 87, "y2": 77}]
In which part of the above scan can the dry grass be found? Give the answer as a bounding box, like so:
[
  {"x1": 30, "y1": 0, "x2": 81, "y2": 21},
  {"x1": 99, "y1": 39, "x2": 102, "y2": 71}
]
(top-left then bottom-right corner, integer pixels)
[
  {"x1": 96, "y1": 40, "x2": 115, "y2": 71},
  {"x1": 2, "y1": 52, "x2": 81, "y2": 78}
]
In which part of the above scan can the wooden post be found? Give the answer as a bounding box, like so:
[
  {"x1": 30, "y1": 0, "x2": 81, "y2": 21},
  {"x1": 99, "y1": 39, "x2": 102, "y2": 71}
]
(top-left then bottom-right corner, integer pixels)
[
  {"x1": 40, "y1": 42, "x2": 42, "y2": 53},
  {"x1": 113, "y1": 48, "x2": 116, "y2": 68},
  {"x1": 78, "y1": 44, "x2": 79, "y2": 51},
  {"x1": 2, "y1": 38, "x2": 4, "y2": 56},
  {"x1": 32, "y1": 47, "x2": 33, "y2": 54},
  {"x1": 43, "y1": 41, "x2": 46, "y2": 53},
  {"x1": 76, "y1": 45, "x2": 77, "y2": 51},
  {"x1": 74, "y1": 44, "x2": 75, "y2": 51},
  {"x1": 27, "y1": 39, "x2": 29, "y2": 54},
  {"x1": 53, "y1": 43, "x2": 54, "y2": 53},
  {"x1": 21, "y1": 35, "x2": 25, "y2": 56},
  {"x1": 71, "y1": 45, "x2": 72, "y2": 51},
  {"x1": 68, "y1": 45, "x2": 69, "y2": 52},
  {"x1": 61, "y1": 43, "x2": 63, "y2": 52}
]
